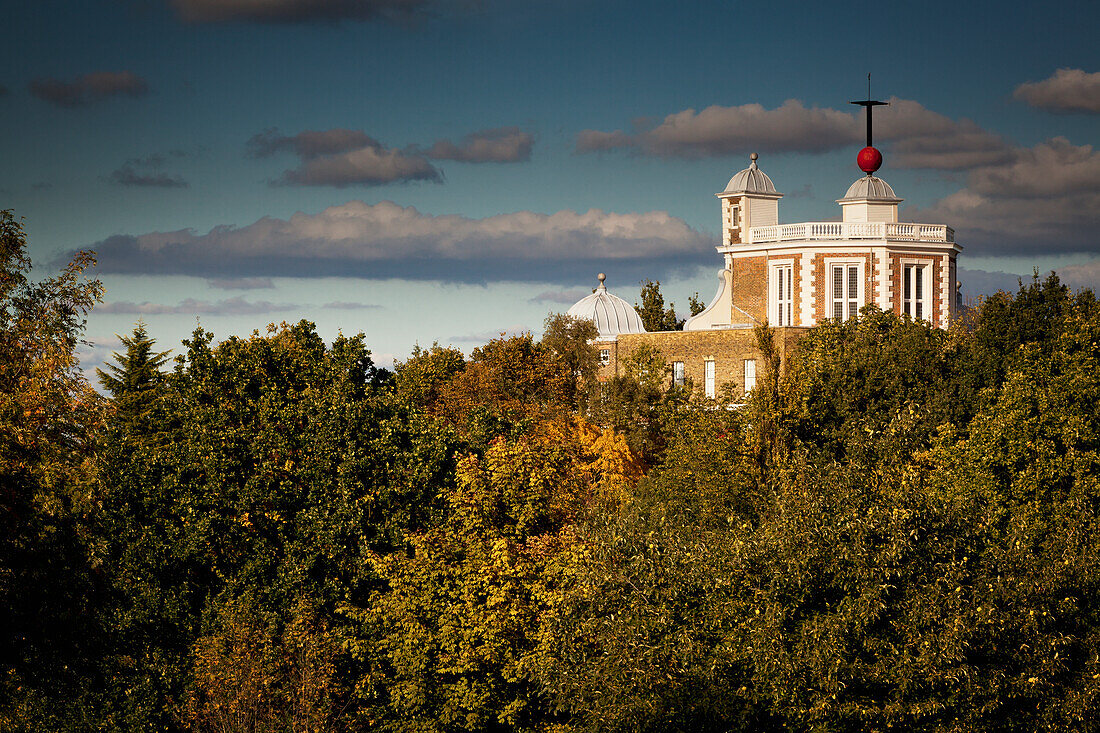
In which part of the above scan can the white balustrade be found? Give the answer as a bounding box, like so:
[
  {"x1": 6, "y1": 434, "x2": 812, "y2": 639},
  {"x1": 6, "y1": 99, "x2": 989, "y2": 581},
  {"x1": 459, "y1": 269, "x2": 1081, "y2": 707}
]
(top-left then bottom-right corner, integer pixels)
[{"x1": 744, "y1": 221, "x2": 953, "y2": 244}]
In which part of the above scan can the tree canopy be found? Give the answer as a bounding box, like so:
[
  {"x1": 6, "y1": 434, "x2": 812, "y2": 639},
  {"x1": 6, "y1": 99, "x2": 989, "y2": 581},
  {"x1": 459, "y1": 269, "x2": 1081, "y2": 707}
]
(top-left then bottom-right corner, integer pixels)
[{"x1": 6, "y1": 209, "x2": 1100, "y2": 732}]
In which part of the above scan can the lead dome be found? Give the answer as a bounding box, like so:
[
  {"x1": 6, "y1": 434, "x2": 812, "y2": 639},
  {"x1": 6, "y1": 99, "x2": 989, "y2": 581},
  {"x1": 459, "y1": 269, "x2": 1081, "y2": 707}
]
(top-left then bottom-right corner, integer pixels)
[
  {"x1": 722, "y1": 153, "x2": 779, "y2": 195},
  {"x1": 566, "y1": 273, "x2": 647, "y2": 340}
]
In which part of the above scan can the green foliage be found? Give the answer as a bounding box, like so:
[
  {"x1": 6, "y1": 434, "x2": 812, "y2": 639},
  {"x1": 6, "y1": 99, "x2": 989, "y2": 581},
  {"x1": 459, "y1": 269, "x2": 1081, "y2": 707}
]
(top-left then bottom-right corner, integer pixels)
[
  {"x1": 585, "y1": 344, "x2": 689, "y2": 466},
  {"x1": 634, "y1": 279, "x2": 683, "y2": 332},
  {"x1": 687, "y1": 292, "x2": 706, "y2": 317},
  {"x1": 97, "y1": 321, "x2": 170, "y2": 400},
  {"x1": 93, "y1": 321, "x2": 463, "y2": 729},
  {"x1": 0, "y1": 211, "x2": 105, "y2": 730},
  {"x1": 783, "y1": 305, "x2": 953, "y2": 464},
  {"x1": 540, "y1": 313, "x2": 599, "y2": 408},
  {"x1": 11, "y1": 212, "x2": 1100, "y2": 733},
  {"x1": 357, "y1": 421, "x2": 631, "y2": 732},
  {"x1": 394, "y1": 342, "x2": 466, "y2": 409}
]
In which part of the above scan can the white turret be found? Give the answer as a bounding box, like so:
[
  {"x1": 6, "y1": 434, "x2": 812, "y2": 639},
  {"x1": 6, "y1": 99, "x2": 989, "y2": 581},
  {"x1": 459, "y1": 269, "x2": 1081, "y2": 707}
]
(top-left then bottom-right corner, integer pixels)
[{"x1": 715, "y1": 153, "x2": 782, "y2": 246}]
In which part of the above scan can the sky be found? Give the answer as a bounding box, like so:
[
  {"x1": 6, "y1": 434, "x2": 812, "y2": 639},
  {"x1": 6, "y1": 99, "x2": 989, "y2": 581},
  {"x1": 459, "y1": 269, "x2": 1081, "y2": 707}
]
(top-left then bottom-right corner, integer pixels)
[{"x1": 4, "y1": 0, "x2": 1100, "y2": 375}]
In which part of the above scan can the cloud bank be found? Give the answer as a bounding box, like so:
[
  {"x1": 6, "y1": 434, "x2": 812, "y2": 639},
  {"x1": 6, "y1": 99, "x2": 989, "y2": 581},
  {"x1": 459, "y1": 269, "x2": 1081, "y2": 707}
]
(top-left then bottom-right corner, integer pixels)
[
  {"x1": 909, "y1": 137, "x2": 1100, "y2": 255},
  {"x1": 29, "y1": 71, "x2": 149, "y2": 108},
  {"x1": 1014, "y1": 69, "x2": 1100, "y2": 114},
  {"x1": 577, "y1": 98, "x2": 1013, "y2": 170},
  {"x1": 71, "y1": 200, "x2": 714, "y2": 284}
]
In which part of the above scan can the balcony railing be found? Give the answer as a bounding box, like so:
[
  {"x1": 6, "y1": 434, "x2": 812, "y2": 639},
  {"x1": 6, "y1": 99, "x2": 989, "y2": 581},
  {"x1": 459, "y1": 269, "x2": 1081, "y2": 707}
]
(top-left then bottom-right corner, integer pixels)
[{"x1": 744, "y1": 221, "x2": 954, "y2": 245}]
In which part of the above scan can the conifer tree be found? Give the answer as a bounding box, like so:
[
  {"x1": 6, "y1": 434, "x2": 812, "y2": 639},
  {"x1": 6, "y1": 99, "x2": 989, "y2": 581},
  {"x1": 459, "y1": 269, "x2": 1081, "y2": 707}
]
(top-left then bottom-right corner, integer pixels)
[{"x1": 96, "y1": 321, "x2": 170, "y2": 400}]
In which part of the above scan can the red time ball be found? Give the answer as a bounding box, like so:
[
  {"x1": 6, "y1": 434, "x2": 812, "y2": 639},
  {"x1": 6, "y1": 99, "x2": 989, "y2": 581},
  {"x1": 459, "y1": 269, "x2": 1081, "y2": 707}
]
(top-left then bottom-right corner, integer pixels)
[{"x1": 857, "y1": 146, "x2": 882, "y2": 173}]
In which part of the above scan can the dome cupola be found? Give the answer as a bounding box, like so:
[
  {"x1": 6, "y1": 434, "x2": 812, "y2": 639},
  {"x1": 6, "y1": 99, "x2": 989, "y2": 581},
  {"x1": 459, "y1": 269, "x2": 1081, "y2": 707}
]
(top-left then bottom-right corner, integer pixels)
[
  {"x1": 837, "y1": 173, "x2": 903, "y2": 223},
  {"x1": 566, "y1": 273, "x2": 647, "y2": 340},
  {"x1": 716, "y1": 153, "x2": 783, "y2": 245},
  {"x1": 722, "y1": 152, "x2": 780, "y2": 196},
  {"x1": 840, "y1": 174, "x2": 901, "y2": 202}
]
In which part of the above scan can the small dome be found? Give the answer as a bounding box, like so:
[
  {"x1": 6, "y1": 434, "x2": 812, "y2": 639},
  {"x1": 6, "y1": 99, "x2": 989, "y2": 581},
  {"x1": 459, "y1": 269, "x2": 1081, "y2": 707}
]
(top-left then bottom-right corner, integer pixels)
[
  {"x1": 723, "y1": 153, "x2": 779, "y2": 195},
  {"x1": 566, "y1": 273, "x2": 647, "y2": 340},
  {"x1": 841, "y1": 174, "x2": 901, "y2": 202}
]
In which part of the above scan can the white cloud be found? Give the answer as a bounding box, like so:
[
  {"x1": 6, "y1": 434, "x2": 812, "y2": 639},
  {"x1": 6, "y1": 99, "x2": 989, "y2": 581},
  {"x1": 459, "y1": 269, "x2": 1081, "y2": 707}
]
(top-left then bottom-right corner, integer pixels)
[
  {"x1": 1052, "y1": 260, "x2": 1100, "y2": 290},
  {"x1": 74, "y1": 200, "x2": 714, "y2": 284},
  {"x1": 1014, "y1": 69, "x2": 1100, "y2": 114}
]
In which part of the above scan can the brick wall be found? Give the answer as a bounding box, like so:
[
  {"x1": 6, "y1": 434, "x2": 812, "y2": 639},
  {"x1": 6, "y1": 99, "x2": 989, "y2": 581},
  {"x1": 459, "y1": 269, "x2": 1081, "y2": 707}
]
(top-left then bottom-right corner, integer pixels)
[
  {"x1": 731, "y1": 255, "x2": 767, "y2": 323},
  {"x1": 595, "y1": 327, "x2": 809, "y2": 397}
]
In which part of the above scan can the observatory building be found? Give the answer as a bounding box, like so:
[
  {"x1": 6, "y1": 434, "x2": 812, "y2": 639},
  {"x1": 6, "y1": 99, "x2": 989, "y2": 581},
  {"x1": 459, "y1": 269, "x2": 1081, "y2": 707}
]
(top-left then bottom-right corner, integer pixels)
[{"x1": 569, "y1": 105, "x2": 963, "y2": 399}]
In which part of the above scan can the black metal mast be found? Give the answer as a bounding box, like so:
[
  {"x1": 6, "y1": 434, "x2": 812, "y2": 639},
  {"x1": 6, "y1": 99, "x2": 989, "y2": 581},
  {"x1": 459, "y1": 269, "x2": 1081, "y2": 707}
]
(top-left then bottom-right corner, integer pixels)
[{"x1": 850, "y1": 73, "x2": 888, "y2": 147}]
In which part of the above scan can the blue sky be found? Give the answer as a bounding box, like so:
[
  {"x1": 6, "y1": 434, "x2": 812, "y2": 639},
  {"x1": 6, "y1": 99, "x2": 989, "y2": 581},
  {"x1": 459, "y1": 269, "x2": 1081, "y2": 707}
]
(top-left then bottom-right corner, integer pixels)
[{"x1": 4, "y1": 0, "x2": 1100, "y2": 372}]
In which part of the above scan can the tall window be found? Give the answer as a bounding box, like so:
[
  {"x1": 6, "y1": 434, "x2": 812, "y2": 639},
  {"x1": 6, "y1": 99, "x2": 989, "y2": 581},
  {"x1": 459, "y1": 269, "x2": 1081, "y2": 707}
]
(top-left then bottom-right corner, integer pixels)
[
  {"x1": 831, "y1": 263, "x2": 861, "y2": 321},
  {"x1": 672, "y1": 361, "x2": 685, "y2": 387},
  {"x1": 903, "y1": 264, "x2": 928, "y2": 321},
  {"x1": 599, "y1": 349, "x2": 610, "y2": 365},
  {"x1": 744, "y1": 359, "x2": 756, "y2": 394},
  {"x1": 772, "y1": 263, "x2": 793, "y2": 326},
  {"x1": 704, "y1": 360, "x2": 715, "y2": 398}
]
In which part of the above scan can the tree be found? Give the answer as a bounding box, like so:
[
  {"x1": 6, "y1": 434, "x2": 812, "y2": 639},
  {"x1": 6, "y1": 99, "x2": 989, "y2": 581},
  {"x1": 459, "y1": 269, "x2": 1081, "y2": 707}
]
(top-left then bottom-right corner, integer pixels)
[
  {"x1": 393, "y1": 342, "x2": 466, "y2": 410},
  {"x1": 96, "y1": 321, "x2": 170, "y2": 399},
  {"x1": 92, "y1": 321, "x2": 463, "y2": 729},
  {"x1": 634, "y1": 279, "x2": 683, "y2": 332},
  {"x1": 357, "y1": 424, "x2": 613, "y2": 732},
  {"x1": 0, "y1": 210, "x2": 106, "y2": 730},
  {"x1": 532, "y1": 407, "x2": 767, "y2": 732},
  {"x1": 687, "y1": 292, "x2": 706, "y2": 317},
  {"x1": 540, "y1": 313, "x2": 599, "y2": 408}
]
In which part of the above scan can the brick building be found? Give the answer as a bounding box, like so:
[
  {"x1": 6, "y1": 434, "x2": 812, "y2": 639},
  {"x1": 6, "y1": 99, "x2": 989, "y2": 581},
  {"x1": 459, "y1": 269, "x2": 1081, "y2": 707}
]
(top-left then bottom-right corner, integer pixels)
[{"x1": 567, "y1": 144, "x2": 963, "y2": 400}]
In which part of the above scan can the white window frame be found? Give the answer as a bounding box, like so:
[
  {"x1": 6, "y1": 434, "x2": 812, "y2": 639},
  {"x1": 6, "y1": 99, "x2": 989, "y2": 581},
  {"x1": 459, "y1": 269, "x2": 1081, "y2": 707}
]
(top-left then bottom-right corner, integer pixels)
[
  {"x1": 672, "y1": 361, "x2": 685, "y2": 387},
  {"x1": 599, "y1": 349, "x2": 610, "y2": 365},
  {"x1": 901, "y1": 259, "x2": 932, "y2": 322},
  {"x1": 824, "y1": 258, "x2": 865, "y2": 322},
  {"x1": 744, "y1": 359, "x2": 756, "y2": 394},
  {"x1": 769, "y1": 260, "x2": 795, "y2": 327},
  {"x1": 704, "y1": 359, "x2": 715, "y2": 398}
]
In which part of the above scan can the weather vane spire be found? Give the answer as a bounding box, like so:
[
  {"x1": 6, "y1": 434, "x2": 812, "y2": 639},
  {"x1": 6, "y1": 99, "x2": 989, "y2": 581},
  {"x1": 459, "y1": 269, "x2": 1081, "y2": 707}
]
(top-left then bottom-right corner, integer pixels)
[{"x1": 850, "y1": 73, "x2": 888, "y2": 174}]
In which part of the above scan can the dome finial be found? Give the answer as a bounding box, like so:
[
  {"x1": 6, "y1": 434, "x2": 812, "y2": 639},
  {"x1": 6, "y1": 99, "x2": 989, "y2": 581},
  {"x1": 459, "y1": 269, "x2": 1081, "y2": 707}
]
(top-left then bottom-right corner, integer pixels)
[
  {"x1": 750, "y1": 152, "x2": 758, "y2": 168},
  {"x1": 597, "y1": 272, "x2": 607, "y2": 291}
]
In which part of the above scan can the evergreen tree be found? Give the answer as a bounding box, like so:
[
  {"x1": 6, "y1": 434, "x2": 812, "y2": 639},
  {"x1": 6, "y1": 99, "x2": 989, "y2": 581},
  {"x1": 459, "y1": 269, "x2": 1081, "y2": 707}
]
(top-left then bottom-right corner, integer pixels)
[{"x1": 96, "y1": 321, "x2": 170, "y2": 399}]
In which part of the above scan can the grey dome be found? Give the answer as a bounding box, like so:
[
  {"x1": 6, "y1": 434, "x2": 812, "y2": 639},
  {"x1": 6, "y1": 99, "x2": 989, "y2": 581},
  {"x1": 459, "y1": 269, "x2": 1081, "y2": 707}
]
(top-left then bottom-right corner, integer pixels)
[
  {"x1": 723, "y1": 153, "x2": 779, "y2": 195},
  {"x1": 566, "y1": 274, "x2": 647, "y2": 340},
  {"x1": 841, "y1": 175, "x2": 901, "y2": 202}
]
